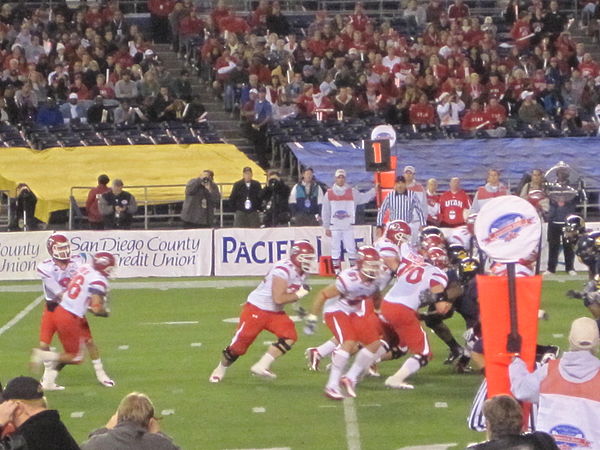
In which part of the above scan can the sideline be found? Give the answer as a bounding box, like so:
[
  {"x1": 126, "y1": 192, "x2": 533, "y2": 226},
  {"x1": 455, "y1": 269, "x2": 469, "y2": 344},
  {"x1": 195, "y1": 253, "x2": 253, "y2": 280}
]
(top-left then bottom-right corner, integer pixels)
[{"x1": 0, "y1": 295, "x2": 44, "y2": 337}]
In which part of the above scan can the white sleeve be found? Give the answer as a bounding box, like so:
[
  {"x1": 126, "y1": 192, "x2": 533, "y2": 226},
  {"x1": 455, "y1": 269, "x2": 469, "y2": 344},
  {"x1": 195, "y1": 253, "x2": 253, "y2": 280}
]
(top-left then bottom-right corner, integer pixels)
[
  {"x1": 354, "y1": 187, "x2": 376, "y2": 205},
  {"x1": 509, "y1": 357, "x2": 548, "y2": 403}
]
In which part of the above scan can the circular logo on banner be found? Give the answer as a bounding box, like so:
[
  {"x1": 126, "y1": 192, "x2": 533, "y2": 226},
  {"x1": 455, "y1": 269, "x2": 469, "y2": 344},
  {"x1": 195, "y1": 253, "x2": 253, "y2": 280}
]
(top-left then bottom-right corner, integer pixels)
[
  {"x1": 371, "y1": 125, "x2": 397, "y2": 148},
  {"x1": 474, "y1": 195, "x2": 542, "y2": 263}
]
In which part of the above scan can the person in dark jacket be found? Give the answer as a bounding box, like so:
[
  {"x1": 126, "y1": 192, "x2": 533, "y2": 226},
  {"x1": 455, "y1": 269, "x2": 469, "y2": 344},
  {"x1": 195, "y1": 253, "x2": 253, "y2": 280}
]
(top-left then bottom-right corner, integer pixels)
[
  {"x1": 288, "y1": 167, "x2": 324, "y2": 226},
  {"x1": 80, "y1": 392, "x2": 179, "y2": 450},
  {"x1": 265, "y1": 2, "x2": 290, "y2": 36},
  {"x1": 0, "y1": 376, "x2": 79, "y2": 450},
  {"x1": 229, "y1": 167, "x2": 262, "y2": 228},
  {"x1": 181, "y1": 170, "x2": 221, "y2": 228},
  {"x1": 12, "y1": 183, "x2": 37, "y2": 231},
  {"x1": 99, "y1": 179, "x2": 138, "y2": 229},
  {"x1": 86, "y1": 174, "x2": 111, "y2": 230},
  {"x1": 260, "y1": 171, "x2": 290, "y2": 227},
  {"x1": 545, "y1": 166, "x2": 578, "y2": 275},
  {"x1": 467, "y1": 394, "x2": 559, "y2": 450}
]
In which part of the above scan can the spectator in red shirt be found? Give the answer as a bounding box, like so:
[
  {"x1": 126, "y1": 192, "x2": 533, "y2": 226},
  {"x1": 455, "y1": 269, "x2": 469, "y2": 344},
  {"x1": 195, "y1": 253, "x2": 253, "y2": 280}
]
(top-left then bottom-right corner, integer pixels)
[
  {"x1": 148, "y1": 0, "x2": 176, "y2": 43},
  {"x1": 249, "y1": 0, "x2": 270, "y2": 33},
  {"x1": 578, "y1": 53, "x2": 599, "y2": 79},
  {"x1": 511, "y1": 11, "x2": 533, "y2": 51},
  {"x1": 439, "y1": 177, "x2": 471, "y2": 227},
  {"x1": 461, "y1": 100, "x2": 490, "y2": 133},
  {"x1": 86, "y1": 174, "x2": 111, "y2": 230},
  {"x1": 448, "y1": 0, "x2": 470, "y2": 20},
  {"x1": 211, "y1": 0, "x2": 232, "y2": 32},
  {"x1": 485, "y1": 97, "x2": 508, "y2": 126},
  {"x1": 179, "y1": 9, "x2": 205, "y2": 58},
  {"x1": 409, "y1": 94, "x2": 436, "y2": 130}
]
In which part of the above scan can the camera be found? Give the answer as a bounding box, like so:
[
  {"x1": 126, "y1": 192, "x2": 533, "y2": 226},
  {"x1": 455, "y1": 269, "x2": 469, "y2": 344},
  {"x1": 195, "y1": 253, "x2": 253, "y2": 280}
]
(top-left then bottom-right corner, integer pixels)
[
  {"x1": 269, "y1": 178, "x2": 279, "y2": 187},
  {"x1": 202, "y1": 177, "x2": 211, "y2": 183}
]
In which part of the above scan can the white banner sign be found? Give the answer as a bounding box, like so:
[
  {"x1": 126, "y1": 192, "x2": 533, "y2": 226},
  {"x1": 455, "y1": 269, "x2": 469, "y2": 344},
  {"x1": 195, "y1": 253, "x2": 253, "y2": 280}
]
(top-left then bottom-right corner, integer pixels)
[
  {"x1": 0, "y1": 231, "x2": 52, "y2": 280},
  {"x1": 214, "y1": 226, "x2": 373, "y2": 276},
  {"x1": 62, "y1": 229, "x2": 213, "y2": 278}
]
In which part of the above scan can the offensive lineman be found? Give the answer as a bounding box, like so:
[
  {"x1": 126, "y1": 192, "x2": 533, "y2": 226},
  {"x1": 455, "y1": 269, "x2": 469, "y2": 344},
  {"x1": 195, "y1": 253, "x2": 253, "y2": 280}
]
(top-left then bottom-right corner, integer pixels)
[
  {"x1": 209, "y1": 240, "x2": 316, "y2": 383},
  {"x1": 381, "y1": 244, "x2": 450, "y2": 389},
  {"x1": 305, "y1": 246, "x2": 384, "y2": 399},
  {"x1": 36, "y1": 234, "x2": 115, "y2": 389},
  {"x1": 31, "y1": 252, "x2": 116, "y2": 381}
]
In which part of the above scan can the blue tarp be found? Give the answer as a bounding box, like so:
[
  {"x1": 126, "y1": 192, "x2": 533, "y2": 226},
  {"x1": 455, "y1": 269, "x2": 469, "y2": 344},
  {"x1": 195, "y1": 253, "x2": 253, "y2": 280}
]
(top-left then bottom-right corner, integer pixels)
[{"x1": 287, "y1": 138, "x2": 600, "y2": 191}]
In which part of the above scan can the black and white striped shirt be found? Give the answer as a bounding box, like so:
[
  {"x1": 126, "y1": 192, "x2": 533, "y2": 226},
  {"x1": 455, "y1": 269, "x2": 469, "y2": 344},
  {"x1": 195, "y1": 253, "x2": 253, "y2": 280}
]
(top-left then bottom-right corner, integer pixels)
[{"x1": 376, "y1": 190, "x2": 425, "y2": 227}]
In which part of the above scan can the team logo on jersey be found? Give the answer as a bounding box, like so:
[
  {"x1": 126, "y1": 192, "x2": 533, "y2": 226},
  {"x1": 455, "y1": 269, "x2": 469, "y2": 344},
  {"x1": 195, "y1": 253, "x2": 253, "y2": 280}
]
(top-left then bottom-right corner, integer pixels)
[
  {"x1": 549, "y1": 424, "x2": 592, "y2": 448},
  {"x1": 333, "y1": 210, "x2": 351, "y2": 220},
  {"x1": 482, "y1": 213, "x2": 536, "y2": 245}
]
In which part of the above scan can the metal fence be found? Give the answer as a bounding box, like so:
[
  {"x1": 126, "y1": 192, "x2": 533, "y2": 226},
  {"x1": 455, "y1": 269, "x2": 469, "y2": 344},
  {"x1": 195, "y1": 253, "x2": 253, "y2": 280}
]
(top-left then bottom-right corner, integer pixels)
[
  {"x1": 68, "y1": 182, "x2": 236, "y2": 230},
  {"x1": 0, "y1": 190, "x2": 11, "y2": 231}
]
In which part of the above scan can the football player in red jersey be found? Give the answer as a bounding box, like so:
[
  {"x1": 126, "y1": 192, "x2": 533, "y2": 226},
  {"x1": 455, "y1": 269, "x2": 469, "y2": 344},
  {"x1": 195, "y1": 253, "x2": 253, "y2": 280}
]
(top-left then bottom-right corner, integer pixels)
[
  {"x1": 36, "y1": 236, "x2": 115, "y2": 390},
  {"x1": 209, "y1": 241, "x2": 316, "y2": 383}
]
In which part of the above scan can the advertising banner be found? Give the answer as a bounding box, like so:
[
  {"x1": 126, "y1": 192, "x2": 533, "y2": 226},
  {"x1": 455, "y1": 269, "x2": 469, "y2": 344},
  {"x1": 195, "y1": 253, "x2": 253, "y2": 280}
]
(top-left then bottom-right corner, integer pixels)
[
  {"x1": 214, "y1": 226, "x2": 373, "y2": 276},
  {"x1": 0, "y1": 231, "x2": 51, "y2": 280},
  {"x1": 63, "y1": 229, "x2": 213, "y2": 278}
]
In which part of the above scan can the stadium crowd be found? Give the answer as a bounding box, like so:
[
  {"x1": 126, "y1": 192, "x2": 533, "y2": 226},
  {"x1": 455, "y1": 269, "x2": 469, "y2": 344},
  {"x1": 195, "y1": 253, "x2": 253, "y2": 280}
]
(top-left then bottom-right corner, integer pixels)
[
  {"x1": 0, "y1": 1, "x2": 206, "y2": 135},
  {"x1": 181, "y1": 0, "x2": 600, "y2": 153}
]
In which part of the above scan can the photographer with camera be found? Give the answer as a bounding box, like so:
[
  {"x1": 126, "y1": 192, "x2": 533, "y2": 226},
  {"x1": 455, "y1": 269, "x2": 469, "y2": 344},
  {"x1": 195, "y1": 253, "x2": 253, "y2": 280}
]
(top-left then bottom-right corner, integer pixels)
[
  {"x1": 11, "y1": 183, "x2": 38, "y2": 231},
  {"x1": 181, "y1": 170, "x2": 221, "y2": 228},
  {"x1": 99, "y1": 179, "x2": 137, "y2": 230},
  {"x1": 260, "y1": 171, "x2": 291, "y2": 228}
]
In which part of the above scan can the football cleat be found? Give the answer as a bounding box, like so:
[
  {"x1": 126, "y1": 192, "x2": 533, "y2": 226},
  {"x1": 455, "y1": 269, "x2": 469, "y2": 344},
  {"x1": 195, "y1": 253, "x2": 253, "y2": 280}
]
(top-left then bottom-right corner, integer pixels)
[
  {"x1": 305, "y1": 348, "x2": 321, "y2": 371},
  {"x1": 324, "y1": 387, "x2": 344, "y2": 400},
  {"x1": 96, "y1": 372, "x2": 116, "y2": 387},
  {"x1": 250, "y1": 364, "x2": 277, "y2": 379},
  {"x1": 340, "y1": 377, "x2": 357, "y2": 398},
  {"x1": 443, "y1": 348, "x2": 463, "y2": 365},
  {"x1": 384, "y1": 377, "x2": 415, "y2": 390},
  {"x1": 367, "y1": 363, "x2": 381, "y2": 377},
  {"x1": 209, "y1": 364, "x2": 227, "y2": 383},
  {"x1": 41, "y1": 382, "x2": 66, "y2": 391}
]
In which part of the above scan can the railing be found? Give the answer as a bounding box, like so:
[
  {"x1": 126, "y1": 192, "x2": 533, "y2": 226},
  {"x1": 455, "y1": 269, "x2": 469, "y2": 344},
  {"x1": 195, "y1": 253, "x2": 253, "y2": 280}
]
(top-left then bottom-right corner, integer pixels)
[
  {"x1": 0, "y1": 190, "x2": 11, "y2": 231},
  {"x1": 68, "y1": 182, "x2": 236, "y2": 230}
]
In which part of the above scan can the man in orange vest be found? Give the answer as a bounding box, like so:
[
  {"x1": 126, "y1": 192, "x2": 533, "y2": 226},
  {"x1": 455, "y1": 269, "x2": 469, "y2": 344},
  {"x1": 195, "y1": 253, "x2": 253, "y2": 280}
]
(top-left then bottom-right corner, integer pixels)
[{"x1": 509, "y1": 317, "x2": 600, "y2": 448}]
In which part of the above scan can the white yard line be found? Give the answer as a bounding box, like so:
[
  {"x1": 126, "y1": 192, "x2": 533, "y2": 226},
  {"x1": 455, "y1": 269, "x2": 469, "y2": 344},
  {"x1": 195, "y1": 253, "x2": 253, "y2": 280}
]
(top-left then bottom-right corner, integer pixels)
[
  {"x1": 343, "y1": 398, "x2": 362, "y2": 450},
  {"x1": 0, "y1": 295, "x2": 43, "y2": 337}
]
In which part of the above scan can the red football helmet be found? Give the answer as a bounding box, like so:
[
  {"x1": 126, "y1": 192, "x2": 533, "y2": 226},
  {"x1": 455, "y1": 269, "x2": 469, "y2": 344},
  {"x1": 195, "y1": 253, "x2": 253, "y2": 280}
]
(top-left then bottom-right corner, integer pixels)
[
  {"x1": 356, "y1": 246, "x2": 381, "y2": 279},
  {"x1": 385, "y1": 220, "x2": 411, "y2": 245},
  {"x1": 47, "y1": 234, "x2": 71, "y2": 261},
  {"x1": 426, "y1": 246, "x2": 448, "y2": 269},
  {"x1": 421, "y1": 234, "x2": 445, "y2": 251},
  {"x1": 93, "y1": 252, "x2": 117, "y2": 277},
  {"x1": 290, "y1": 240, "x2": 316, "y2": 273}
]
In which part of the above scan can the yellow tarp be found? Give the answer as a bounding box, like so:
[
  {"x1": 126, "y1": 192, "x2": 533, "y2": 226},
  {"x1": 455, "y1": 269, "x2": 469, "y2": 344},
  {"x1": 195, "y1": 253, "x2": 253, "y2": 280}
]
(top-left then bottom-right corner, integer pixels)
[{"x1": 0, "y1": 144, "x2": 264, "y2": 222}]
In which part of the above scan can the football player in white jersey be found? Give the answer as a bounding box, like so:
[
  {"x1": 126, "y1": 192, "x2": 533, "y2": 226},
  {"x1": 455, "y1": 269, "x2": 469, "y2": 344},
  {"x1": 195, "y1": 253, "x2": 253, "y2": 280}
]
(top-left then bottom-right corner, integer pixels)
[
  {"x1": 209, "y1": 240, "x2": 316, "y2": 383},
  {"x1": 380, "y1": 244, "x2": 450, "y2": 389},
  {"x1": 303, "y1": 221, "x2": 407, "y2": 372},
  {"x1": 31, "y1": 252, "x2": 116, "y2": 386},
  {"x1": 305, "y1": 246, "x2": 383, "y2": 399},
  {"x1": 36, "y1": 235, "x2": 114, "y2": 389}
]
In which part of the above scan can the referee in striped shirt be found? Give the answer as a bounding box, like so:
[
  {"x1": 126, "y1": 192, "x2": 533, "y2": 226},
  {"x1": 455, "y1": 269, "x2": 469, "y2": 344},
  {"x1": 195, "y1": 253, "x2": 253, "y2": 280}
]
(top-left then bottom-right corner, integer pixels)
[{"x1": 376, "y1": 176, "x2": 425, "y2": 240}]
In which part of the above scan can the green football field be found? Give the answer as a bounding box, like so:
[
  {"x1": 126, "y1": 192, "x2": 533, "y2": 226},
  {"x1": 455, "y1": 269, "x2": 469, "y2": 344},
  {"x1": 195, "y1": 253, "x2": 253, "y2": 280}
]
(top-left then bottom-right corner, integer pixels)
[{"x1": 0, "y1": 276, "x2": 589, "y2": 449}]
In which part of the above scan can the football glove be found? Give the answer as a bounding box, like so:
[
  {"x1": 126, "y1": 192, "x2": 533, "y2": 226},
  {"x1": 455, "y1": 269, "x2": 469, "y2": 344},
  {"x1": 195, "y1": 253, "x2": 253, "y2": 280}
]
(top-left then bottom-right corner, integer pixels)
[
  {"x1": 295, "y1": 285, "x2": 311, "y2": 300},
  {"x1": 303, "y1": 314, "x2": 318, "y2": 335}
]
